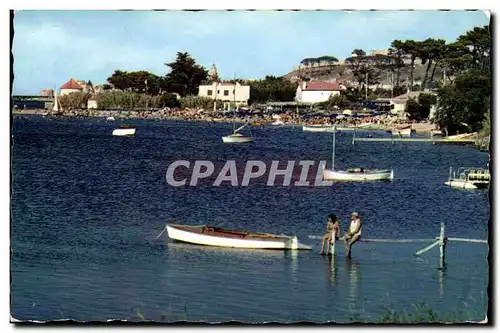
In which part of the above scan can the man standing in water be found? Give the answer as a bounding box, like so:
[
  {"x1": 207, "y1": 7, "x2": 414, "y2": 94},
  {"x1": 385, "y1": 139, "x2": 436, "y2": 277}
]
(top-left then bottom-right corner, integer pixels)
[
  {"x1": 320, "y1": 214, "x2": 340, "y2": 255},
  {"x1": 343, "y1": 212, "x2": 362, "y2": 258}
]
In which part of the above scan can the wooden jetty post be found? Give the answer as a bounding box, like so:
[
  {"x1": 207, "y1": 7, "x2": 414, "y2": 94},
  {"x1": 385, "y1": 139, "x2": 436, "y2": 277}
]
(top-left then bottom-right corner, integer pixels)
[{"x1": 439, "y1": 222, "x2": 446, "y2": 270}]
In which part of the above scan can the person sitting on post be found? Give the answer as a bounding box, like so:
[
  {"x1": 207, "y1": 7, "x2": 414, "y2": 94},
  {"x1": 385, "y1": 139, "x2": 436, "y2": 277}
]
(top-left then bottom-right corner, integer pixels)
[
  {"x1": 343, "y1": 212, "x2": 362, "y2": 258},
  {"x1": 320, "y1": 214, "x2": 340, "y2": 255}
]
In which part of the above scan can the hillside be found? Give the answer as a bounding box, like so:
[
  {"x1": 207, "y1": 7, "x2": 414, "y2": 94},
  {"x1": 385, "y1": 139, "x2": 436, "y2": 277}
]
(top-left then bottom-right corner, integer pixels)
[{"x1": 283, "y1": 61, "x2": 445, "y2": 88}]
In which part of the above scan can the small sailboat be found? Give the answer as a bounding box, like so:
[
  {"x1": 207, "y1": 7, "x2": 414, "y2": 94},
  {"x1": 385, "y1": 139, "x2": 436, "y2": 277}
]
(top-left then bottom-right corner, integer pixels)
[
  {"x1": 322, "y1": 126, "x2": 394, "y2": 181},
  {"x1": 222, "y1": 79, "x2": 253, "y2": 144},
  {"x1": 222, "y1": 122, "x2": 253, "y2": 143},
  {"x1": 112, "y1": 125, "x2": 136, "y2": 136},
  {"x1": 50, "y1": 90, "x2": 61, "y2": 115}
]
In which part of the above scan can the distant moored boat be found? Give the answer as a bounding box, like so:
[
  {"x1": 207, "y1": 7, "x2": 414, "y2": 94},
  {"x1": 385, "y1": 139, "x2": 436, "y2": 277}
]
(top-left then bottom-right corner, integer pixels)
[{"x1": 112, "y1": 125, "x2": 136, "y2": 136}]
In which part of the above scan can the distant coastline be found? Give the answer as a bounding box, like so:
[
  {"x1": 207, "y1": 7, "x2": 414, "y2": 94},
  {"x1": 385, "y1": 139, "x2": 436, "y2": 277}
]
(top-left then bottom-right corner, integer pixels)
[{"x1": 13, "y1": 108, "x2": 438, "y2": 134}]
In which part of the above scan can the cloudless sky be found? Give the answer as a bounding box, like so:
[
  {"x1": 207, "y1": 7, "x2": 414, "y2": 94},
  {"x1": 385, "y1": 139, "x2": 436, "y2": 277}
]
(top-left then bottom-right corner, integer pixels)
[{"x1": 12, "y1": 10, "x2": 489, "y2": 95}]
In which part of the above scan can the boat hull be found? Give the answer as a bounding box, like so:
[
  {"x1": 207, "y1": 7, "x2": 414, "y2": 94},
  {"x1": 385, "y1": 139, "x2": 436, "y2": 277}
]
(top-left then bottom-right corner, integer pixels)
[
  {"x1": 166, "y1": 224, "x2": 311, "y2": 250},
  {"x1": 302, "y1": 126, "x2": 356, "y2": 132},
  {"x1": 445, "y1": 180, "x2": 488, "y2": 189},
  {"x1": 112, "y1": 128, "x2": 136, "y2": 136},
  {"x1": 222, "y1": 135, "x2": 253, "y2": 143},
  {"x1": 302, "y1": 125, "x2": 333, "y2": 132},
  {"x1": 336, "y1": 127, "x2": 357, "y2": 131},
  {"x1": 391, "y1": 127, "x2": 412, "y2": 137},
  {"x1": 323, "y1": 168, "x2": 394, "y2": 181}
]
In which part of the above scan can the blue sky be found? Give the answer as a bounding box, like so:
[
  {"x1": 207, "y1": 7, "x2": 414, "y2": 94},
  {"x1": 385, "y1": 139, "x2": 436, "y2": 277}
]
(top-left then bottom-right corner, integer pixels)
[{"x1": 13, "y1": 10, "x2": 489, "y2": 95}]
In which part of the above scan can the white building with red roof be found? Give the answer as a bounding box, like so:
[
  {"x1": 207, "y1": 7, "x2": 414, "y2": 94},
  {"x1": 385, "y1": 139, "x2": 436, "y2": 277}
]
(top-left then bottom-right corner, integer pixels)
[
  {"x1": 295, "y1": 81, "x2": 347, "y2": 103},
  {"x1": 60, "y1": 78, "x2": 84, "y2": 96}
]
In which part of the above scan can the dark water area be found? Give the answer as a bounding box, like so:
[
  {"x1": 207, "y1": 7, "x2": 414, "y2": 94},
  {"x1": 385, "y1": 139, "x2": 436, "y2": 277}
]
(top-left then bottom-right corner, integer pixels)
[{"x1": 11, "y1": 116, "x2": 489, "y2": 322}]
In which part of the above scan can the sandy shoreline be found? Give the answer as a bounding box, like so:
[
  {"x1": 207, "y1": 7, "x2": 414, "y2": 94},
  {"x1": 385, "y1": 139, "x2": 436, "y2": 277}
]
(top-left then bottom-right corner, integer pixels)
[{"x1": 12, "y1": 109, "x2": 437, "y2": 134}]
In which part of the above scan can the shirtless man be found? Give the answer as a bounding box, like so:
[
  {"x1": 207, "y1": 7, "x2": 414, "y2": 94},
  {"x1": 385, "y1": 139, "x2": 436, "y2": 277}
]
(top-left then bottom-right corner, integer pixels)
[
  {"x1": 343, "y1": 212, "x2": 362, "y2": 258},
  {"x1": 320, "y1": 214, "x2": 340, "y2": 255}
]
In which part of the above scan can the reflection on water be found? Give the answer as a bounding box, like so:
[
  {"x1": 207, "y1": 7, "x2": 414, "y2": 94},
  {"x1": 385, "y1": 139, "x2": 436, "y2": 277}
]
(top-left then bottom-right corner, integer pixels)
[
  {"x1": 325, "y1": 255, "x2": 338, "y2": 287},
  {"x1": 346, "y1": 259, "x2": 361, "y2": 315},
  {"x1": 167, "y1": 241, "x2": 286, "y2": 260},
  {"x1": 439, "y1": 269, "x2": 445, "y2": 297},
  {"x1": 285, "y1": 250, "x2": 299, "y2": 291}
]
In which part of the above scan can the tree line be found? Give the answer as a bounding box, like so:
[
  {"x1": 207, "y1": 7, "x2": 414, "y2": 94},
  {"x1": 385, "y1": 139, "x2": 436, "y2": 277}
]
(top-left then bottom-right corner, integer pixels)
[
  {"x1": 301, "y1": 25, "x2": 490, "y2": 134},
  {"x1": 77, "y1": 52, "x2": 297, "y2": 108},
  {"x1": 60, "y1": 25, "x2": 489, "y2": 135}
]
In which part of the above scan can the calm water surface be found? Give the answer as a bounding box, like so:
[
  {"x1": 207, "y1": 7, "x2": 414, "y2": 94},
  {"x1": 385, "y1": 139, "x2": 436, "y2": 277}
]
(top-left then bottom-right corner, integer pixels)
[{"x1": 11, "y1": 116, "x2": 489, "y2": 322}]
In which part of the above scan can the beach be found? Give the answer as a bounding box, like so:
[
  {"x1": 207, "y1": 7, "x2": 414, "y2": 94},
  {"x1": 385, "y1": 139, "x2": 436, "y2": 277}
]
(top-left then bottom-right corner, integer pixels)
[{"x1": 13, "y1": 108, "x2": 437, "y2": 134}]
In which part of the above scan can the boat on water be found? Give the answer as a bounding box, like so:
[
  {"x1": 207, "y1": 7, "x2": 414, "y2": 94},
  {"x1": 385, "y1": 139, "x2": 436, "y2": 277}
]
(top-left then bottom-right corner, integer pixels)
[
  {"x1": 445, "y1": 167, "x2": 490, "y2": 189},
  {"x1": 112, "y1": 126, "x2": 136, "y2": 136},
  {"x1": 46, "y1": 90, "x2": 61, "y2": 117},
  {"x1": 302, "y1": 125, "x2": 333, "y2": 132},
  {"x1": 271, "y1": 120, "x2": 285, "y2": 126},
  {"x1": 391, "y1": 125, "x2": 412, "y2": 137},
  {"x1": 303, "y1": 125, "x2": 357, "y2": 132},
  {"x1": 323, "y1": 168, "x2": 394, "y2": 181},
  {"x1": 221, "y1": 78, "x2": 253, "y2": 143},
  {"x1": 166, "y1": 224, "x2": 312, "y2": 250},
  {"x1": 222, "y1": 123, "x2": 253, "y2": 143},
  {"x1": 322, "y1": 126, "x2": 394, "y2": 181},
  {"x1": 336, "y1": 126, "x2": 358, "y2": 132},
  {"x1": 106, "y1": 116, "x2": 116, "y2": 121}
]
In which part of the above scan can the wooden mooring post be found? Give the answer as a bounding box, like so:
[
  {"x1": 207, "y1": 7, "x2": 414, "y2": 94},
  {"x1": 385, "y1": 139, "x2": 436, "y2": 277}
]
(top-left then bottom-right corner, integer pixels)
[{"x1": 439, "y1": 222, "x2": 446, "y2": 270}]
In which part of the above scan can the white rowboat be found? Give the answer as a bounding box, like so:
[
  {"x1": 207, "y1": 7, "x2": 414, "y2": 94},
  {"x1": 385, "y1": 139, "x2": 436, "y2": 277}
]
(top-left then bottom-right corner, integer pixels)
[
  {"x1": 302, "y1": 125, "x2": 357, "y2": 132},
  {"x1": 166, "y1": 224, "x2": 312, "y2": 250},
  {"x1": 112, "y1": 127, "x2": 136, "y2": 136},
  {"x1": 302, "y1": 125, "x2": 334, "y2": 132}
]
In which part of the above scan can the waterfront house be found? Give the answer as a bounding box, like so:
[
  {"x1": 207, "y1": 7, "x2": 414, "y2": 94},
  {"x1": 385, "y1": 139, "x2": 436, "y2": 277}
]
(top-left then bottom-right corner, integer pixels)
[
  {"x1": 376, "y1": 90, "x2": 437, "y2": 120},
  {"x1": 60, "y1": 78, "x2": 84, "y2": 96},
  {"x1": 295, "y1": 81, "x2": 346, "y2": 104},
  {"x1": 198, "y1": 82, "x2": 250, "y2": 107}
]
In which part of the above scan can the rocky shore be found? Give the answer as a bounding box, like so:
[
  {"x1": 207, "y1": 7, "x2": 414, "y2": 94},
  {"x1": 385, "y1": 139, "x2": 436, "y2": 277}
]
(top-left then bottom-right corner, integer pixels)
[{"x1": 13, "y1": 108, "x2": 437, "y2": 134}]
